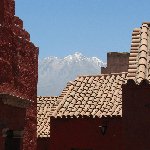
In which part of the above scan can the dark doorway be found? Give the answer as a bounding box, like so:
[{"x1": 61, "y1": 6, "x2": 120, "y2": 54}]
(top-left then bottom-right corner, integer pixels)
[{"x1": 5, "y1": 130, "x2": 21, "y2": 150}]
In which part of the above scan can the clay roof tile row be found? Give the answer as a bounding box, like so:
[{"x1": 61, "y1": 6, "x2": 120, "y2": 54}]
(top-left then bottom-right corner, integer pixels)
[
  {"x1": 127, "y1": 23, "x2": 150, "y2": 84},
  {"x1": 52, "y1": 73, "x2": 128, "y2": 118},
  {"x1": 37, "y1": 96, "x2": 59, "y2": 137}
]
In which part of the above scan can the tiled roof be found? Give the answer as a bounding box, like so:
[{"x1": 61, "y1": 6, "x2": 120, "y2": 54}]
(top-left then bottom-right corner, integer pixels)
[
  {"x1": 127, "y1": 23, "x2": 150, "y2": 83},
  {"x1": 37, "y1": 96, "x2": 59, "y2": 137},
  {"x1": 37, "y1": 22, "x2": 150, "y2": 137},
  {"x1": 52, "y1": 22, "x2": 150, "y2": 118},
  {"x1": 52, "y1": 73, "x2": 127, "y2": 118}
]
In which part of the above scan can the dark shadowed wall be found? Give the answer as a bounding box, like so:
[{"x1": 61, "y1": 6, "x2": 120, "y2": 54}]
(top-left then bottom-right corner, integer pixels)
[
  {"x1": 37, "y1": 138, "x2": 50, "y2": 150},
  {"x1": 50, "y1": 116, "x2": 122, "y2": 150},
  {"x1": 0, "y1": 100, "x2": 26, "y2": 150},
  {"x1": 122, "y1": 80, "x2": 150, "y2": 150}
]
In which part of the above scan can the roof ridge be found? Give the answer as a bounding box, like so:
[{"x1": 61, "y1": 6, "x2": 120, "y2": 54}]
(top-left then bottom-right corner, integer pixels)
[
  {"x1": 77, "y1": 72, "x2": 128, "y2": 78},
  {"x1": 37, "y1": 96, "x2": 58, "y2": 98},
  {"x1": 142, "y1": 22, "x2": 150, "y2": 25},
  {"x1": 51, "y1": 115, "x2": 122, "y2": 119}
]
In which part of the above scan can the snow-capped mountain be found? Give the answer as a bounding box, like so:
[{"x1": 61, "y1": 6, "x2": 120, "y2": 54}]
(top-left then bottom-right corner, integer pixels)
[{"x1": 38, "y1": 52, "x2": 106, "y2": 96}]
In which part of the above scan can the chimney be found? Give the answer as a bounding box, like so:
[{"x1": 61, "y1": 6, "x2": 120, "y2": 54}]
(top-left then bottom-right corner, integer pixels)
[{"x1": 101, "y1": 52, "x2": 129, "y2": 74}]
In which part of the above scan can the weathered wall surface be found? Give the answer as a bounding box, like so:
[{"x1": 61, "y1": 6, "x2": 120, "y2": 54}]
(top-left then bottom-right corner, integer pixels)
[
  {"x1": 0, "y1": 18, "x2": 38, "y2": 101},
  {"x1": 101, "y1": 52, "x2": 129, "y2": 74},
  {"x1": 0, "y1": 0, "x2": 38, "y2": 149},
  {"x1": 50, "y1": 116, "x2": 123, "y2": 150},
  {"x1": 0, "y1": 0, "x2": 15, "y2": 25},
  {"x1": 122, "y1": 80, "x2": 150, "y2": 150}
]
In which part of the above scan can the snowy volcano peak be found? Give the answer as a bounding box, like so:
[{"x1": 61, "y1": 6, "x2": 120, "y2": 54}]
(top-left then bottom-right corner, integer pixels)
[
  {"x1": 38, "y1": 52, "x2": 106, "y2": 96},
  {"x1": 64, "y1": 52, "x2": 85, "y2": 61},
  {"x1": 74, "y1": 52, "x2": 83, "y2": 58}
]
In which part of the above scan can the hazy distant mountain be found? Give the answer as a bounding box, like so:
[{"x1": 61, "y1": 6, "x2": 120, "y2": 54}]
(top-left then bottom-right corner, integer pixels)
[{"x1": 38, "y1": 52, "x2": 106, "y2": 96}]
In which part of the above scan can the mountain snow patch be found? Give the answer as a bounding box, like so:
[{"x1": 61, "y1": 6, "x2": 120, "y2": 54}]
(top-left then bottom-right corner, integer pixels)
[{"x1": 38, "y1": 52, "x2": 106, "y2": 96}]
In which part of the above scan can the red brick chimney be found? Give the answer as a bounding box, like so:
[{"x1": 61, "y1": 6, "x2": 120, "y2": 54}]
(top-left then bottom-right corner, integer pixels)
[{"x1": 101, "y1": 52, "x2": 129, "y2": 74}]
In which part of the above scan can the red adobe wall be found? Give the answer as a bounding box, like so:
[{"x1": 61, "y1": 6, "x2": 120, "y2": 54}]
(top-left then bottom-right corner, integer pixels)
[
  {"x1": 101, "y1": 52, "x2": 129, "y2": 74},
  {"x1": 0, "y1": 0, "x2": 38, "y2": 102},
  {"x1": 0, "y1": 0, "x2": 15, "y2": 25},
  {"x1": 0, "y1": 19, "x2": 38, "y2": 101},
  {"x1": 50, "y1": 116, "x2": 123, "y2": 150},
  {"x1": 122, "y1": 79, "x2": 150, "y2": 150},
  {"x1": 0, "y1": 100, "x2": 26, "y2": 150},
  {"x1": 0, "y1": 0, "x2": 38, "y2": 149}
]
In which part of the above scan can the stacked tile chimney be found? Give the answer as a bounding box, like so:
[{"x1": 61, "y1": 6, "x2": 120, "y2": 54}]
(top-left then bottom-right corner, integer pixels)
[
  {"x1": 101, "y1": 52, "x2": 129, "y2": 74},
  {"x1": 0, "y1": 0, "x2": 38, "y2": 149},
  {"x1": 127, "y1": 28, "x2": 141, "y2": 80}
]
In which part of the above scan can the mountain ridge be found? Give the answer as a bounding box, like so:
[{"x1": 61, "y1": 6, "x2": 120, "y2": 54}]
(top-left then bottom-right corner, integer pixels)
[{"x1": 38, "y1": 52, "x2": 106, "y2": 96}]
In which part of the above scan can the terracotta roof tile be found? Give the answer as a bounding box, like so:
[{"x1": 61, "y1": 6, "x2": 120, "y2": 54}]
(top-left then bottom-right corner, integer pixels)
[
  {"x1": 37, "y1": 96, "x2": 59, "y2": 137},
  {"x1": 52, "y1": 73, "x2": 128, "y2": 118}
]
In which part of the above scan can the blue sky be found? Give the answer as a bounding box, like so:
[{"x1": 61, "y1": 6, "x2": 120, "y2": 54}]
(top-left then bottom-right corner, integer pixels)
[{"x1": 15, "y1": 0, "x2": 150, "y2": 61}]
